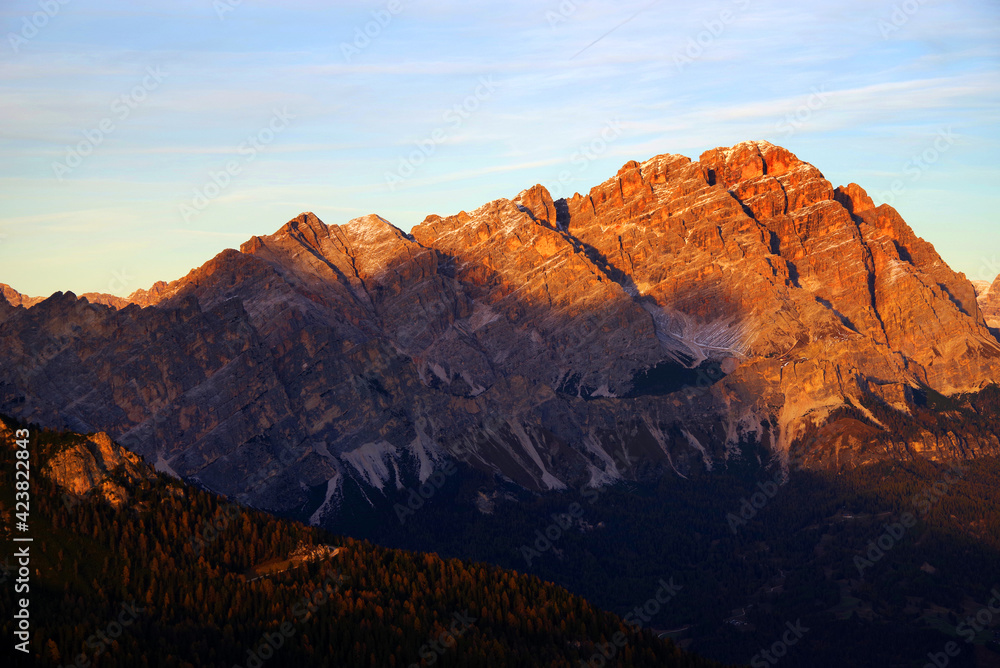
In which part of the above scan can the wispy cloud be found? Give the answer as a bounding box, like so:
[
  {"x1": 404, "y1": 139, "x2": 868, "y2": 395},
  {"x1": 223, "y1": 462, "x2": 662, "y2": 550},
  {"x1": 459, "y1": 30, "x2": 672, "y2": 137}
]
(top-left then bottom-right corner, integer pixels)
[{"x1": 1, "y1": 0, "x2": 998, "y2": 295}]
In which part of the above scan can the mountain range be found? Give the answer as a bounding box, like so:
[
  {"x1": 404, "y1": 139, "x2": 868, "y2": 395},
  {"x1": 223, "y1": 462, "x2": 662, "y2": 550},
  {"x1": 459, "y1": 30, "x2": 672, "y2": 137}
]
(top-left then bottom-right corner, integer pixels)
[
  {"x1": 3, "y1": 140, "x2": 999, "y2": 519},
  {"x1": 6, "y1": 139, "x2": 1000, "y2": 667}
]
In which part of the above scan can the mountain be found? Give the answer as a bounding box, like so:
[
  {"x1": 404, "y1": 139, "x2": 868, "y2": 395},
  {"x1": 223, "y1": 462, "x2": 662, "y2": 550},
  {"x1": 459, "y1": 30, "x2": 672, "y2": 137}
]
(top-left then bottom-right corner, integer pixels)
[
  {"x1": 0, "y1": 281, "x2": 170, "y2": 310},
  {"x1": 0, "y1": 418, "x2": 725, "y2": 667},
  {"x1": 1, "y1": 140, "x2": 998, "y2": 519},
  {"x1": 0, "y1": 284, "x2": 44, "y2": 309},
  {"x1": 975, "y1": 275, "x2": 1000, "y2": 329}
]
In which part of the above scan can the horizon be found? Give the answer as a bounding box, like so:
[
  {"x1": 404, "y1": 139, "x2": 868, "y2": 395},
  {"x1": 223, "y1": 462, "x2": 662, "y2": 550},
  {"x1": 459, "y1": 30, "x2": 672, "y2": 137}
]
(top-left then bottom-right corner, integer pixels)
[{"x1": 2, "y1": 0, "x2": 999, "y2": 298}]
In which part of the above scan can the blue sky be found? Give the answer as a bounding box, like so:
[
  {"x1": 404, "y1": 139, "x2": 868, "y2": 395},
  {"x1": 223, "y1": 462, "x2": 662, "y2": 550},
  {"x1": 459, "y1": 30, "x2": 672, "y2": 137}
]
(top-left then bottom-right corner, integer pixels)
[{"x1": 2, "y1": 0, "x2": 999, "y2": 297}]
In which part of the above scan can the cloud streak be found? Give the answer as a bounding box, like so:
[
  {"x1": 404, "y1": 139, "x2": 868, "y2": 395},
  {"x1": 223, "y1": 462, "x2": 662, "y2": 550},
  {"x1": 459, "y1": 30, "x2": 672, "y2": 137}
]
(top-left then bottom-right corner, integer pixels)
[{"x1": 1, "y1": 0, "x2": 998, "y2": 296}]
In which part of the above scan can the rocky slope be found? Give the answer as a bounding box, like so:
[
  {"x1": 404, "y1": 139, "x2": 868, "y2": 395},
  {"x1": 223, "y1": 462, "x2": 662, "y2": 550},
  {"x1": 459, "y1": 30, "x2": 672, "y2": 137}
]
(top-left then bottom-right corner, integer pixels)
[
  {"x1": 1, "y1": 280, "x2": 172, "y2": 310},
  {"x1": 1, "y1": 420, "x2": 722, "y2": 668},
  {"x1": 1, "y1": 141, "x2": 998, "y2": 518},
  {"x1": 44, "y1": 431, "x2": 152, "y2": 507},
  {"x1": 2, "y1": 418, "x2": 152, "y2": 507},
  {"x1": 976, "y1": 275, "x2": 1000, "y2": 329},
  {"x1": 1, "y1": 283, "x2": 44, "y2": 308}
]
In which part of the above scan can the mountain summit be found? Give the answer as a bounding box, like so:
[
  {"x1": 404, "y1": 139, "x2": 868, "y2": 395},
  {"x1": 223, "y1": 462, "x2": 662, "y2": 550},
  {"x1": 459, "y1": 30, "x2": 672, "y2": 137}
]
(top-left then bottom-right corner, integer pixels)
[{"x1": 2, "y1": 141, "x2": 998, "y2": 515}]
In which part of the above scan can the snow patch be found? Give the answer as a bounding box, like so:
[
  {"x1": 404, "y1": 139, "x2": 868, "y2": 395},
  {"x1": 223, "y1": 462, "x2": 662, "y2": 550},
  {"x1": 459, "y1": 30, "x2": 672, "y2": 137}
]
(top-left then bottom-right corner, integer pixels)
[
  {"x1": 154, "y1": 452, "x2": 180, "y2": 479},
  {"x1": 460, "y1": 370, "x2": 487, "y2": 396},
  {"x1": 580, "y1": 430, "x2": 626, "y2": 480},
  {"x1": 884, "y1": 259, "x2": 909, "y2": 287},
  {"x1": 468, "y1": 301, "x2": 501, "y2": 332},
  {"x1": 682, "y1": 429, "x2": 712, "y2": 471},
  {"x1": 590, "y1": 383, "x2": 617, "y2": 398},
  {"x1": 408, "y1": 417, "x2": 443, "y2": 483},
  {"x1": 506, "y1": 419, "x2": 567, "y2": 490},
  {"x1": 340, "y1": 441, "x2": 399, "y2": 492},
  {"x1": 308, "y1": 472, "x2": 342, "y2": 526},
  {"x1": 429, "y1": 362, "x2": 450, "y2": 384},
  {"x1": 642, "y1": 414, "x2": 689, "y2": 479}
]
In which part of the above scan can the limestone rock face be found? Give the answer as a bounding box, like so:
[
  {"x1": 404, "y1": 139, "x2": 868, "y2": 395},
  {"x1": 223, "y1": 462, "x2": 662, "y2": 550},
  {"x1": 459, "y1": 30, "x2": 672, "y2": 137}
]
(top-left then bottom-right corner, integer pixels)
[
  {"x1": 1, "y1": 284, "x2": 44, "y2": 309},
  {"x1": 2, "y1": 141, "x2": 998, "y2": 519},
  {"x1": 1, "y1": 279, "x2": 176, "y2": 312},
  {"x1": 44, "y1": 432, "x2": 152, "y2": 506},
  {"x1": 1, "y1": 419, "x2": 153, "y2": 508},
  {"x1": 978, "y1": 275, "x2": 1000, "y2": 329}
]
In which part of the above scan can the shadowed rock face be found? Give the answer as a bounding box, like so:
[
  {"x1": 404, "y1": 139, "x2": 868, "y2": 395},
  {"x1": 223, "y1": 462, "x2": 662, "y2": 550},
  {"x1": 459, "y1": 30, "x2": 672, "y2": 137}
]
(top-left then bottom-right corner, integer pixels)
[{"x1": 2, "y1": 141, "x2": 999, "y2": 519}]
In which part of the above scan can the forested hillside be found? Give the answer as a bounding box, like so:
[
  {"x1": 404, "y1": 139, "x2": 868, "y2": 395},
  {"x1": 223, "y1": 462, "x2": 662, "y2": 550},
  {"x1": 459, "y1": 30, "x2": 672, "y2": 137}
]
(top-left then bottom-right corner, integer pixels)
[{"x1": 0, "y1": 418, "x2": 729, "y2": 668}]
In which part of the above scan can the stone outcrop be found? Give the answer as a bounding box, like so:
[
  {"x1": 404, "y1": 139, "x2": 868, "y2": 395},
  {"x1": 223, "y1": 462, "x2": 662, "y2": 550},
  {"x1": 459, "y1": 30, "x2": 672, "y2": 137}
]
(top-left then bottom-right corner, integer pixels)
[
  {"x1": 976, "y1": 276, "x2": 1000, "y2": 329},
  {"x1": 44, "y1": 432, "x2": 152, "y2": 507},
  {"x1": 1, "y1": 419, "x2": 153, "y2": 508},
  {"x1": 1, "y1": 283, "x2": 44, "y2": 309},
  {"x1": 1, "y1": 141, "x2": 998, "y2": 519}
]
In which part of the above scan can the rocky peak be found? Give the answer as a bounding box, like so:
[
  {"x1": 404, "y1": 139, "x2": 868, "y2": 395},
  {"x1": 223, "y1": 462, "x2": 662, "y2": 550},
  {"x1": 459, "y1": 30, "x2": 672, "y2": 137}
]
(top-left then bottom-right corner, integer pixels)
[
  {"x1": 1, "y1": 283, "x2": 44, "y2": 309},
  {"x1": 834, "y1": 183, "x2": 876, "y2": 215},
  {"x1": 2, "y1": 141, "x2": 999, "y2": 509},
  {"x1": 126, "y1": 280, "x2": 174, "y2": 307},
  {"x1": 698, "y1": 140, "x2": 804, "y2": 185},
  {"x1": 340, "y1": 213, "x2": 407, "y2": 245},
  {"x1": 279, "y1": 211, "x2": 330, "y2": 245},
  {"x1": 979, "y1": 274, "x2": 1000, "y2": 329},
  {"x1": 513, "y1": 184, "x2": 559, "y2": 229},
  {"x1": 1, "y1": 279, "x2": 174, "y2": 312},
  {"x1": 45, "y1": 431, "x2": 149, "y2": 499}
]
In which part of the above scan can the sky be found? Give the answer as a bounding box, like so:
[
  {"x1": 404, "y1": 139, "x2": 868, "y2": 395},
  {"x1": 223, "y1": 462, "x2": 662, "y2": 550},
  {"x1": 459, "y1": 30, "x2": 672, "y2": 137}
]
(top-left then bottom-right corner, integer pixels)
[{"x1": 1, "y1": 0, "x2": 999, "y2": 298}]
